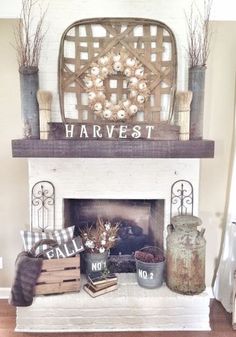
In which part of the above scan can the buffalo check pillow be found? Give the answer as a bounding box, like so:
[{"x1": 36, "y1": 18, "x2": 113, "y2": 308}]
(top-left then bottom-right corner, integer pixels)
[{"x1": 20, "y1": 226, "x2": 75, "y2": 254}]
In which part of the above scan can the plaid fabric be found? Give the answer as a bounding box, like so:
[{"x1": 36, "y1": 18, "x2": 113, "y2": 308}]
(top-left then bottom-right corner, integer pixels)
[{"x1": 20, "y1": 226, "x2": 75, "y2": 254}]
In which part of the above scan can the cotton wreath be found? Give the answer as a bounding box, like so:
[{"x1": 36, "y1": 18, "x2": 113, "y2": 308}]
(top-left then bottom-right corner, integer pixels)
[{"x1": 83, "y1": 49, "x2": 150, "y2": 121}]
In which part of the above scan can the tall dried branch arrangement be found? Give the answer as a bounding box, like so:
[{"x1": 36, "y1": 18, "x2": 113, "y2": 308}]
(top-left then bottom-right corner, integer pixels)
[
  {"x1": 186, "y1": 0, "x2": 213, "y2": 68},
  {"x1": 14, "y1": 0, "x2": 47, "y2": 68}
]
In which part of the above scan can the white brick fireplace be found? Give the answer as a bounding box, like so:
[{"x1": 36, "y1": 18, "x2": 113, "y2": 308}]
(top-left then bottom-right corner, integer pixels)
[
  {"x1": 14, "y1": 0, "x2": 212, "y2": 332},
  {"x1": 14, "y1": 157, "x2": 211, "y2": 332}
]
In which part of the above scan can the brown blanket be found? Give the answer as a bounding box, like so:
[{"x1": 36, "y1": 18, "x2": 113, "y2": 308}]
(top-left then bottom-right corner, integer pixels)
[{"x1": 9, "y1": 251, "x2": 43, "y2": 307}]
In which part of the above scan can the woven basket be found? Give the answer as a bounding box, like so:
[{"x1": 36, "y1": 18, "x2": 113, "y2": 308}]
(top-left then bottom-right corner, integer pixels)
[{"x1": 58, "y1": 17, "x2": 177, "y2": 125}]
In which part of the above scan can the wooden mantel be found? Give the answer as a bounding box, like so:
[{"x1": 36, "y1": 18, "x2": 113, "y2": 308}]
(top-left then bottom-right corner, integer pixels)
[{"x1": 12, "y1": 139, "x2": 214, "y2": 158}]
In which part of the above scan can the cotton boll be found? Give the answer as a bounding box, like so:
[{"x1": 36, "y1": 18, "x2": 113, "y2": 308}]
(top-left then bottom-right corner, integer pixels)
[
  {"x1": 113, "y1": 54, "x2": 121, "y2": 62},
  {"x1": 124, "y1": 67, "x2": 132, "y2": 77},
  {"x1": 95, "y1": 78, "x2": 103, "y2": 87},
  {"x1": 97, "y1": 91, "x2": 105, "y2": 99},
  {"x1": 98, "y1": 56, "x2": 109, "y2": 65},
  {"x1": 129, "y1": 77, "x2": 138, "y2": 86},
  {"x1": 105, "y1": 100, "x2": 112, "y2": 108},
  {"x1": 130, "y1": 90, "x2": 138, "y2": 98},
  {"x1": 85, "y1": 79, "x2": 93, "y2": 89},
  {"x1": 94, "y1": 102, "x2": 103, "y2": 111},
  {"x1": 138, "y1": 81, "x2": 147, "y2": 90}
]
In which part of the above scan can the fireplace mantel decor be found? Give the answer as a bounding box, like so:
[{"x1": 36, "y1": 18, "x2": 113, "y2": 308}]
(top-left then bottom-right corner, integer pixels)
[{"x1": 11, "y1": 139, "x2": 214, "y2": 158}]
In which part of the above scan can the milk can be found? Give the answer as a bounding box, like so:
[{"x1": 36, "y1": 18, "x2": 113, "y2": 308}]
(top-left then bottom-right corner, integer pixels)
[{"x1": 166, "y1": 215, "x2": 206, "y2": 295}]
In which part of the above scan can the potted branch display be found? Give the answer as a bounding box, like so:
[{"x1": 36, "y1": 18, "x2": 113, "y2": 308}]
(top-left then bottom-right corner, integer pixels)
[
  {"x1": 14, "y1": 0, "x2": 47, "y2": 138},
  {"x1": 80, "y1": 218, "x2": 119, "y2": 275},
  {"x1": 186, "y1": 0, "x2": 212, "y2": 139}
]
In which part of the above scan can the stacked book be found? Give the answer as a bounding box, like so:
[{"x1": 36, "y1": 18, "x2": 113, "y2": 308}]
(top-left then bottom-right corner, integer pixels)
[{"x1": 84, "y1": 271, "x2": 118, "y2": 297}]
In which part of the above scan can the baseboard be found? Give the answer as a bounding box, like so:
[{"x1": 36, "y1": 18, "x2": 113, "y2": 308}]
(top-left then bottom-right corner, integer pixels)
[{"x1": 0, "y1": 287, "x2": 10, "y2": 299}]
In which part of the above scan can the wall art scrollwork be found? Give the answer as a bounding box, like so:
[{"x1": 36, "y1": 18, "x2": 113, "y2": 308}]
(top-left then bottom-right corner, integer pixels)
[
  {"x1": 170, "y1": 179, "x2": 194, "y2": 221},
  {"x1": 31, "y1": 180, "x2": 55, "y2": 231}
]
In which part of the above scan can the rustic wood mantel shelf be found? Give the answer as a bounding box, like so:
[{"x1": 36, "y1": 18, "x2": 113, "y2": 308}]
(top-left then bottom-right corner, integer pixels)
[{"x1": 12, "y1": 139, "x2": 214, "y2": 158}]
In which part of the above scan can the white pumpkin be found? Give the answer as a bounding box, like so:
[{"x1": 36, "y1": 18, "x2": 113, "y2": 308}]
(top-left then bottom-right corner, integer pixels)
[
  {"x1": 91, "y1": 66, "x2": 100, "y2": 76},
  {"x1": 117, "y1": 110, "x2": 126, "y2": 119},
  {"x1": 129, "y1": 77, "x2": 138, "y2": 86},
  {"x1": 124, "y1": 67, "x2": 132, "y2": 77},
  {"x1": 129, "y1": 104, "x2": 138, "y2": 115},
  {"x1": 137, "y1": 95, "x2": 145, "y2": 104},
  {"x1": 135, "y1": 67, "x2": 144, "y2": 78},
  {"x1": 113, "y1": 54, "x2": 121, "y2": 62},
  {"x1": 113, "y1": 61, "x2": 123, "y2": 72},
  {"x1": 138, "y1": 81, "x2": 147, "y2": 90},
  {"x1": 126, "y1": 57, "x2": 136, "y2": 67},
  {"x1": 103, "y1": 109, "x2": 112, "y2": 119}
]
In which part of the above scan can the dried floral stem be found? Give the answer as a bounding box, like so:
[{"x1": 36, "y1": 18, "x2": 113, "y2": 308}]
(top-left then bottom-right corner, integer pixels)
[
  {"x1": 186, "y1": 0, "x2": 213, "y2": 67},
  {"x1": 80, "y1": 218, "x2": 119, "y2": 253},
  {"x1": 14, "y1": 0, "x2": 47, "y2": 68}
]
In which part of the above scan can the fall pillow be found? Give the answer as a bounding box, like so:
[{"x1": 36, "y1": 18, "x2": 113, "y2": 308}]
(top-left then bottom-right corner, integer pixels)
[{"x1": 20, "y1": 226, "x2": 75, "y2": 254}]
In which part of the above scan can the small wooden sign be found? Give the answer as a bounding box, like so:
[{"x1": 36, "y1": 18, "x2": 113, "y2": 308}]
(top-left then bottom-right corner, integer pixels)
[
  {"x1": 49, "y1": 122, "x2": 179, "y2": 141},
  {"x1": 43, "y1": 236, "x2": 84, "y2": 259}
]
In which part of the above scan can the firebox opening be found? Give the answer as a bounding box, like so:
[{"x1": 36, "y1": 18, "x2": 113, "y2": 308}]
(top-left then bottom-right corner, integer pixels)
[{"x1": 64, "y1": 199, "x2": 164, "y2": 272}]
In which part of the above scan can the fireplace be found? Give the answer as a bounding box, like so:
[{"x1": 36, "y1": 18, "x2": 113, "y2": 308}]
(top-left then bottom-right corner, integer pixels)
[
  {"x1": 14, "y1": 159, "x2": 211, "y2": 332},
  {"x1": 64, "y1": 198, "x2": 164, "y2": 272}
]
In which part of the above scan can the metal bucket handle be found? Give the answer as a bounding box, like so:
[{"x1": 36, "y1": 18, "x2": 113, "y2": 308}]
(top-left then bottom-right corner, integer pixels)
[{"x1": 138, "y1": 245, "x2": 165, "y2": 258}]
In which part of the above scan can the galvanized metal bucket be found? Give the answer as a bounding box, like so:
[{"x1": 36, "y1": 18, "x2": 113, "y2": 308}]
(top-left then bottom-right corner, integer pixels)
[
  {"x1": 135, "y1": 246, "x2": 165, "y2": 289},
  {"x1": 84, "y1": 251, "x2": 108, "y2": 275}
]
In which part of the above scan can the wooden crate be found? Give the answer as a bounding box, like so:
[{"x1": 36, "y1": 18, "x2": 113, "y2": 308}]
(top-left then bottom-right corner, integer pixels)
[{"x1": 35, "y1": 256, "x2": 80, "y2": 295}]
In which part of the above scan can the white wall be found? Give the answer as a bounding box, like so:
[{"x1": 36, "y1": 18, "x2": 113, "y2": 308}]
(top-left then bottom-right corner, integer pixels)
[
  {"x1": 0, "y1": 20, "x2": 28, "y2": 287},
  {"x1": 34, "y1": 0, "x2": 191, "y2": 121}
]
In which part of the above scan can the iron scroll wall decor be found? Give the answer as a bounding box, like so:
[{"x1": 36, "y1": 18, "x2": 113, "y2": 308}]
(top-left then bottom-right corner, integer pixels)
[
  {"x1": 170, "y1": 179, "x2": 194, "y2": 221},
  {"x1": 31, "y1": 181, "x2": 55, "y2": 231}
]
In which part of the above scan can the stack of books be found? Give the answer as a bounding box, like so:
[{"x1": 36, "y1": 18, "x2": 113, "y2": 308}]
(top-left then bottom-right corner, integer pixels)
[{"x1": 83, "y1": 271, "x2": 118, "y2": 297}]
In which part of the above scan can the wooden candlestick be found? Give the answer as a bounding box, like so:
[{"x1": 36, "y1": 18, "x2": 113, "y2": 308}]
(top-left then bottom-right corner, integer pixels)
[
  {"x1": 175, "y1": 91, "x2": 193, "y2": 141},
  {"x1": 36, "y1": 90, "x2": 52, "y2": 139}
]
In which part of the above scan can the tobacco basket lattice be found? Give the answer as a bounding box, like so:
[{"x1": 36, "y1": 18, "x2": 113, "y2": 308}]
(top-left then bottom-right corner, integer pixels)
[{"x1": 58, "y1": 18, "x2": 177, "y2": 124}]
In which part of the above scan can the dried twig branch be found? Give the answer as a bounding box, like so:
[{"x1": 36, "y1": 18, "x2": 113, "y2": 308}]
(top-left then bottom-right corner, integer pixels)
[
  {"x1": 185, "y1": 0, "x2": 213, "y2": 67},
  {"x1": 14, "y1": 0, "x2": 47, "y2": 68}
]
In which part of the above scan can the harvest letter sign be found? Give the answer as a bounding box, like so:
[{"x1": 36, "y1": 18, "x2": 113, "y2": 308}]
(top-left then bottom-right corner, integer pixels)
[{"x1": 49, "y1": 122, "x2": 179, "y2": 141}]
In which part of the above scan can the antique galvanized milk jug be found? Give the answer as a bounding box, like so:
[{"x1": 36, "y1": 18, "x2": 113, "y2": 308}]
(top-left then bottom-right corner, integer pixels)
[{"x1": 166, "y1": 215, "x2": 206, "y2": 294}]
